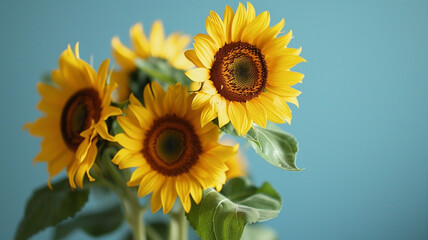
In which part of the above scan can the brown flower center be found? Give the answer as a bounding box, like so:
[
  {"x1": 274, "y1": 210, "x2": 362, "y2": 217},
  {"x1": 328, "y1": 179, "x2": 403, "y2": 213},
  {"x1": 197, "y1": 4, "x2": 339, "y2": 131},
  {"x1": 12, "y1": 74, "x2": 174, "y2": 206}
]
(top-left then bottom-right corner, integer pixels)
[
  {"x1": 142, "y1": 115, "x2": 201, "y2": 176},
  {"x1": 61, "y1": 88, "x2": 101, "y2": 151},
  {"x1": 211, "y1": 42, "x2": 267, "y2": 102}
]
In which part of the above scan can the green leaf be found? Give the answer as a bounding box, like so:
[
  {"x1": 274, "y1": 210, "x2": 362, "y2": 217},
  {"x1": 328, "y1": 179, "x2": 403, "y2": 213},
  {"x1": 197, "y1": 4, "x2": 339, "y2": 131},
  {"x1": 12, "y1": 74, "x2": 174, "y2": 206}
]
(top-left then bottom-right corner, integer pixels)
[
  {"x1": 241, "y1": 225, "x2": 278, "y2": 240},
  {"x1": 14, "y1": 178, "x2": 89, "y2": 240},
  {"x1": 53, "y1": 204, "x2": 123, "y2": 239},
  {"x1": 186, "y1": 177, "x2": 282, "y2": 240},
  {"x1": 221, "y1": 122, "x2": 302, "y2": 171}
]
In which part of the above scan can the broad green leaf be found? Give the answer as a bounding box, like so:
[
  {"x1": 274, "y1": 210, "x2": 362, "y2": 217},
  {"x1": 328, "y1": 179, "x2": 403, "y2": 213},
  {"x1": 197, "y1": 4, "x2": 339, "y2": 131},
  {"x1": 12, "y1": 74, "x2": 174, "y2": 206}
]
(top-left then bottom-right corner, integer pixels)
[
  {"x1": 53, "y1": 204, "x2": 123, "y2": 239},
  {"x1": 14, "y1": 178, "x2": 89, "y2": 240},
  {"x1": 241, "y1": 225, "x2": 278, "y2": 240},
  {"x1": 186, "y1": 177, "x2": 281, "y2": 240},
  {"x1": 221, "y1": 122, "x2": 302, "y2": 171}
]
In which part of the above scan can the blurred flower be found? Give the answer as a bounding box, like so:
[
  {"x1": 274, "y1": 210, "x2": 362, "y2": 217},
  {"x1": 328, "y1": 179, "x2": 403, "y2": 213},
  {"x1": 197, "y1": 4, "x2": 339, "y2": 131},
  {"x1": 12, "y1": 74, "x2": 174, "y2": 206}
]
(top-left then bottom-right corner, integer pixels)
[
  {"x1": 111, "y1": 21, "x2": 193, "y2": 101},
  {"x1": 225, "y1": 154, "x2": 246, "y2": 180},
  {"x1": 222, "y1": 140, "x2": 248, "y2": 180},
  {"x1": 112, "y1": 83, "x2": 238, "y2": 214},
  {"x1": 25, "y1": 43, "x2": 122, "y2": 188},
  {"x1": 185, "y1": 2, "x2": 305, "y2": 135}
]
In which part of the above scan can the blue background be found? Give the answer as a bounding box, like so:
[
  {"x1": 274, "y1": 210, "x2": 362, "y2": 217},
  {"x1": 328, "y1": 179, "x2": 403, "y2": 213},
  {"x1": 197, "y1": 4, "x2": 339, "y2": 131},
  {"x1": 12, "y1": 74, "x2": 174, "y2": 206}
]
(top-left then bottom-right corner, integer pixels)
[{"x1": 1, "y1": 0, "x2": 427, "y2": 239}]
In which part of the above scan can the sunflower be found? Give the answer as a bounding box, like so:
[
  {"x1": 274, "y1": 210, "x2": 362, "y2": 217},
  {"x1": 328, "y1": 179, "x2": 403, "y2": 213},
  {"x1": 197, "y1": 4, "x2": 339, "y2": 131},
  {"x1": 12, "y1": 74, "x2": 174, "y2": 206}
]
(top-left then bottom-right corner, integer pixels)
[
  {"x1": 112, "y1": 82, "x2": 238, "y2": 213},
  {"x1": 111, "y1": 21, "x2": 193, "y2": 101},
  {"x1": 185, "y1": 2, "x2": 306, "y2": 135},
  {"x1": 25, "y1": 43, "x2": 122, "y2": 189}
]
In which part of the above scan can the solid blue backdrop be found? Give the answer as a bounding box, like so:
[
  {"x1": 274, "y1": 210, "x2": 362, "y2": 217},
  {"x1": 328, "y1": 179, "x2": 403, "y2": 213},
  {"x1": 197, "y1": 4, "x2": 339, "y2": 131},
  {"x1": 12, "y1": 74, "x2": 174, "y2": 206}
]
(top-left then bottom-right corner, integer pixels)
[{"x1": 1, "y1": 0, "x2": 427, "y2": 239}]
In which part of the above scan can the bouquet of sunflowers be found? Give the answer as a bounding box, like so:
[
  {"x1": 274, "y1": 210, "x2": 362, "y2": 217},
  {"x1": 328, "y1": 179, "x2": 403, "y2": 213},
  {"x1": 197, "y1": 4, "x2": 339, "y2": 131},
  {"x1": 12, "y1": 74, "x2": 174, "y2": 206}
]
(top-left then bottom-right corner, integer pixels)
[{"x1": 17, "y1": 2, "x2": 305, "y2": 240}]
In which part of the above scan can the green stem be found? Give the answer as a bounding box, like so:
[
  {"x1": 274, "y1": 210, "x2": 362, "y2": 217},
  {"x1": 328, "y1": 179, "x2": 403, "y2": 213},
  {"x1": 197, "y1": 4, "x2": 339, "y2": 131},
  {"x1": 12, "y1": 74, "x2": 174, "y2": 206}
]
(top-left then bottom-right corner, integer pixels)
[
  {"x1": 168, "y1": 214, "x2": 178, "y2": 240},
  {"x1": 122, "y1": 195, "x2": 146, "y2": 240},
  {"x1": 178, "y1": 207, "x2": 188, "y2": 240},
  {"x1": 169, "y1": 207, "x2": 188, "y2": 240},
  {"x1": 99, "y1": 146, "x2": 147, "y2": 240}
]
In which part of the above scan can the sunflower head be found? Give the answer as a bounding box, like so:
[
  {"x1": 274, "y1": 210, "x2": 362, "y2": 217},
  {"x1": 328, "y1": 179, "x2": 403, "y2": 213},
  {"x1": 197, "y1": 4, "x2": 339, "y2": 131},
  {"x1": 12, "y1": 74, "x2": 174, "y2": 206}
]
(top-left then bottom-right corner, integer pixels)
[
  {"x1": 185, "y1": 2, "x2": 306, "y2": 136},
  {"x1": 112, "y1": 82, "x2": 238, "y2": 213},
  {"x1": 25, "y1": 43, "x2": 122, "y2": 188},
  {"x1": 111, "y1": 21, "x2": 193, "y2": 102}
]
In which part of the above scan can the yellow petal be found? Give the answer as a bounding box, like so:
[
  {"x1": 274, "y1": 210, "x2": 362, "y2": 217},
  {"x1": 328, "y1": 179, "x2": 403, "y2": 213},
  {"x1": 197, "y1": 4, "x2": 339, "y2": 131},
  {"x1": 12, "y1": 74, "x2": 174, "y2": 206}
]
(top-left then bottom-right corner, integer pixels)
[
  {"x1": 194, "y1": 42, "x2": 214, "y2": 69},
  {"x1": 151, "y1": 190, "x2": 162, "y2": 213},
  {"x1": 37, "y1": 83, "x2": 66, "y2": 108},
  {"x1": 162, "y1": 33, "x2": 180, "y2": 60},
  {"x1": 129, "y1": 93, "x2": 143, "y2": 107},
  {"x1": 25, "y1": 117, "x2": 59, "y2": 137},
  {"x1": 161, "y1": 178, "x2": 177, "y2": 214},
  {"x1": 189, "y1": 165, "x2": 211, "y2": 189},
  {"x1": 257, "y1": 93, "x2": 291, "y2": 124},
  {"x1": 111, "y1": 36, "x2": 137, "y2": 71},
  {"x1": 265, "y1": 39, "x2": 301, "y2": 59},
  {"x1": 223, "y1": 5, "x2": 235, "y2": 43},
  {"x1": 268, "y1": 55, "x2": 306, "y2": 72},
  {"x1": 130, "y1": 23, "x2": 150, "y2": 58},
  {"x1": 185, "y1": 68, "x2": 211, "y2": 83},
  {"x1": 128, "y1": 105, "x2": 153, "y2": 129},
  {"x1": 217, "y1": 97, "x2": 230, "y2": 128},
  {"x1": 228, "y1": 101, "x2": 250, "y2": 136},
  {"x1": 193, "y1": 34, "x2": 218, "y2": 54},
  {"x1": 138, "y1": 171, "x2": 161, "y2": 197},
  {"x1": 75, "y1": 129, "x2": 96, "y2": 163},
  {"x1": 47, "y1": 151, "x2": 70, "y2": 180},
  {"x1": 110, "y1": 71, "x2": 130, "y2": 102},
  {"x1": 149, "y1": 20, "x2": 165, "y2": 57},
  {"x1": 117, "y1": 116, "x2": 144, "y2": 139},
  {"x1": 191, "y1": 92, "x2": 211, "y2": 110},
  {"x1": 94, "y1": 121, "x2": 115, "y2": 142},
  {"x1": 188, "y1": 176, "x2": 203, "y2": 204},
  {"x1": 34, "y1": 141, "x2": 66, "y2": 163},
  {"x1": 127, "y1": 166, "x2": 150, "y2": 186},
  {"x1": 241, "y1": 11, "x2": 270, "y2": 44},
  {"x1": 204, "y1": 144, "x2": 238, "y2": 162},
  {"x1": 246, "y1": 100, "x2": 267, "y2": 128},
  {"x1": 184, "y1": 50, "x2": 204, "y2": 68},
  {"x1": 267, "y1": 71, "x2": 305, "y2": 87},
  {"x1": 201, "y1": 80, "x2": 217, "y2": 95},
  {"x1": 143, "y1": 82, "x2": 165, "y2": 112},
  {"x1": 231, "y1": 3, "x2": 247, "y2": 42},
  {"x1": 74, "y1": 139, "x2": 97, "y2": 188},
  {"x1": 256, "y1": 19, "x2": 285, "y2": 47},
  {"x1": 115, "y1": 133, "x2": 143, "y2": 152},
  {"x1": 96, "y1": 60, "x2": 109, "y2": 96},
  {"x1": 200, "y1": 104, "x2": 217, "y2": 127},
  {"x1": 67, "y1": 161, "x2": 78, "y2": 189},
  {"x1": 285, "y1": 96, "x2": 299, "y2": 108},
  {"x1": 246, "y1": 2, "x2": 256, "y2": 22},
  {"x1": 266, "y1": 85, "x2": 302, "y2": 98},
  {"x1": 206, "y1": 11, "x2": 225, "y2": 47},
  {"x1": 101, "y1": 105, "x2": 122, "y2": 120},
  {"x1": 175, "y1": 175, "x2": 191, "y2": 213},
  {"x1": 51, "y1": 69, "x2": 75, "y2": 90}
]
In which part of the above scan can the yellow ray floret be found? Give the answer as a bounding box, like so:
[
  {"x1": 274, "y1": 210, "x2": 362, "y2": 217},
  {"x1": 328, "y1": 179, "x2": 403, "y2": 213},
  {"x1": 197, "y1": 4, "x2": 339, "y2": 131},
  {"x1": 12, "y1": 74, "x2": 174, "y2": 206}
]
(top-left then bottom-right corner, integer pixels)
[
  {"x1": 25, "y1": 43, "x2": 122, "y2": 188},
  {"x1": 112, "y1": 82, "x2": 238, "y2": 213},
  {"x1": 185, "y1": 2, "x2": 306, "y2": 136}
]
